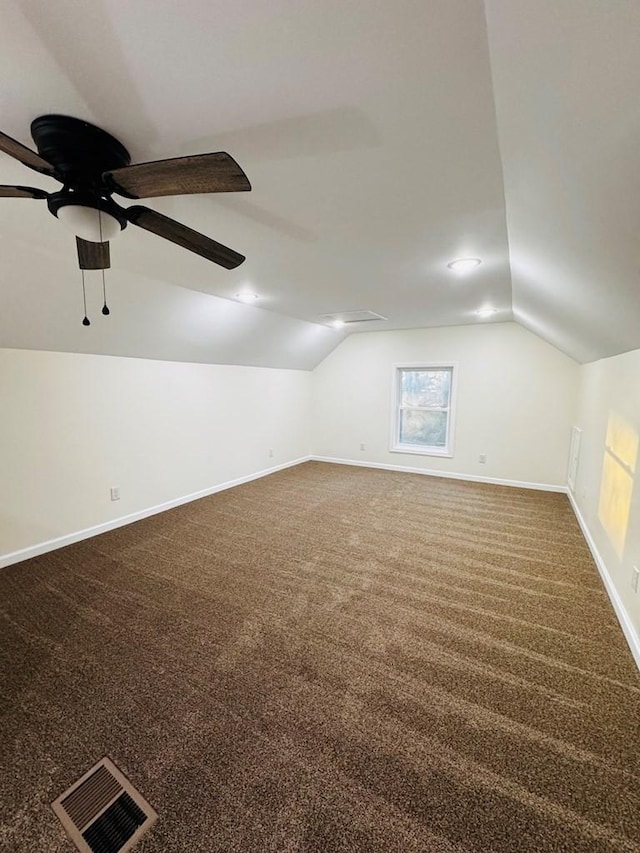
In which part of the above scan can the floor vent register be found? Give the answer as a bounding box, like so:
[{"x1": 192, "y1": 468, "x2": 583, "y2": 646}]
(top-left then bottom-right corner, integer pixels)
[{"x1": 52, "y1": 757, "x2": 157, "y2": 853}]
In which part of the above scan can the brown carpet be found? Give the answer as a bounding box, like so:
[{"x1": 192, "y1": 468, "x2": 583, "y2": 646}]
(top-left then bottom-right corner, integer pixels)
[{"x1": 1, "y1": 461, "x2": 639, "y2": 852}]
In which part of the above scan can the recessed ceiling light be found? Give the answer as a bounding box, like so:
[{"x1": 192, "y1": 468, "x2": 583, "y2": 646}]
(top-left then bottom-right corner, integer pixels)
[
  {"x1": 330, "y1": 319, "x2": 345, "y2": 329},
  {"x1": 235, "y1": 292, "x2": 259, "y2": 303},
  {"x1": 447, "y1": 257, "x2": 482, "y2": 273},
  {"x1": 475, "y1": 307, "x2": 497, "y2": 319}
]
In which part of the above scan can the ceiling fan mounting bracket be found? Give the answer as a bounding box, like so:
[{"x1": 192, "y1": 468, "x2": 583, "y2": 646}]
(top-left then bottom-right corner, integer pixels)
[{"x1": 30, "y1": 114, "x2": 131, "y2": 185}]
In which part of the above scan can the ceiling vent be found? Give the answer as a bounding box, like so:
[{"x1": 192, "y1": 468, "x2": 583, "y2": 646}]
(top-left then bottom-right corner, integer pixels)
[
  {"x1": 320, "y1": 309, "x2": 388, "y2": 325},
  {"x1": 52, "y1": 757, "x2": 157, "y2": 853}
]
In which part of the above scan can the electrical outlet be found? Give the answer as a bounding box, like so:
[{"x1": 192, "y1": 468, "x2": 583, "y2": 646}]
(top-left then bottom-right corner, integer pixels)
[
  {"x1": 478, "y1": 454, "x2": 487, "y2": 464},
  {"x1": 110, "y1": 487, "x2": 120, "y2": 502},
  {"x1": 268, "y1": 448, "x2": 274, "y2": 458},
  {"x1": 632, "y1": 565, "x2": 640, "y2": 593},
  {"x1": 360, "y1": 443, "x2": 365, "y2": 451}
]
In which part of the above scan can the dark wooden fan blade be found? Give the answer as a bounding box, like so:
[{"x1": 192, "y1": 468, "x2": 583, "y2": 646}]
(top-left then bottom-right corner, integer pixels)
[
  {"x1": 104, "y1": 152, "x2": 251, "y2": 199},
  {"x1": 76, "y1": 237, "x2": 111, "y2": 270},
  {"x1": 0, "y1": 131, "x2": 58, "y2": 177},
  {"x1": 0, "y1": 184, "x2": 48, "y2": 199},
  {"x1": 126, "y1": 205, "x2": 245, "y2": 269}
]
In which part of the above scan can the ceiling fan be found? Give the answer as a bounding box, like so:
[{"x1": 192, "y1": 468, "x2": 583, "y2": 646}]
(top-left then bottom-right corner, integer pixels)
[{"x1": 0, "y1": 114, "x2": 251, "y2": 275}]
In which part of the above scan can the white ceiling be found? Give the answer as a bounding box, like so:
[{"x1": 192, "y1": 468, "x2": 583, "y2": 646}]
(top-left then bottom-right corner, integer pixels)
[
  {"x1": 0, "y1": 0, "x2": 638, "y2": 367},
  {"x1": 486, "y1": 0, "x2": 640, "y2": 364}
]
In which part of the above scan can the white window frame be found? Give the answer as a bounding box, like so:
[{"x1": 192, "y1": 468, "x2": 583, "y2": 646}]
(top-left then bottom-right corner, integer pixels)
[{"x1": 390, "y1": 363, "x2": 457, "y2": 457}]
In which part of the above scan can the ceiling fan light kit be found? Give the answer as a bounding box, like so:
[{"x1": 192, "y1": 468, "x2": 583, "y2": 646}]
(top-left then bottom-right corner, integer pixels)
[
  {"x1": 53, "y1": 195, "x2": 126, "y2": 242},
  {"x1": 0, "y1": 114, "x2": 252, "y2": 324}
]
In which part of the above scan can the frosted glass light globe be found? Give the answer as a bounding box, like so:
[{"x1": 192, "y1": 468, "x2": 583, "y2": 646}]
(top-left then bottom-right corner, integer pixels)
[{"x1": 57, "y1": 205, "x2": 122, "y2": 242}]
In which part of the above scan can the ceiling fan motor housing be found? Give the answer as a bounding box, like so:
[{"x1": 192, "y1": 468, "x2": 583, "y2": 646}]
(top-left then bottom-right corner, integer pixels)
[
  {"x1": 31, "y1": 114, "x2": 131, "y2": 187},
  {"x1": 32, "y1": 115, "x2": 131, "y2": 242}
]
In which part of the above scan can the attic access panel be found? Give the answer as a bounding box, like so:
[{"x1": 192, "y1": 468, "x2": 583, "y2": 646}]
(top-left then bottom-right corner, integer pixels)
[
  {"x1": 319, "y1": 309, "x2": 388, "y2": 325},
  {"x1": 52, "y1": 757, "x2": 157, "y2": 853}
]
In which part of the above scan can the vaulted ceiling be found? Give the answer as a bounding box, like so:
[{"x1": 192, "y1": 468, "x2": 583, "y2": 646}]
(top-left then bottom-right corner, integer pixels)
[{"x1": 0, "y1": 0, "x2": 638, "y2": 368}]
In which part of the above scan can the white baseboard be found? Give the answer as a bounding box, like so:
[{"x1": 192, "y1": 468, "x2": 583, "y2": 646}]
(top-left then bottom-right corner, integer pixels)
[
  {"x1": 0, "y1": 456, "x2": 311, "y2": 570},
  {"x1": 566, "y1": 491, "x2": 640, "y2": 672},
  {"x1": 310, "y1": 455, "x2": 567, "y2": 492},
  {"x1": 5, "y1": 452, "x2": 638, "y2": 673}
]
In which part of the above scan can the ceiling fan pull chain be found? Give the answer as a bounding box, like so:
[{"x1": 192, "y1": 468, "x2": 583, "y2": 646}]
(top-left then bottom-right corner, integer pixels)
[
  {"x1": 101, "y1": 269, "x2": 110, "y2": 316},
  {"x1": 97, "y1": 207, "x2": 111, "y2": 316},
  {"x1": 81, "y1": 269, "x2": 90, "y2": 326}
]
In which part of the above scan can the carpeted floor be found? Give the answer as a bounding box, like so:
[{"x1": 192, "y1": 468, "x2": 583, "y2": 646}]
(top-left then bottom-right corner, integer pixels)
[{"x1": 1, "y1": 462, "x2": 639, "y2": 852}]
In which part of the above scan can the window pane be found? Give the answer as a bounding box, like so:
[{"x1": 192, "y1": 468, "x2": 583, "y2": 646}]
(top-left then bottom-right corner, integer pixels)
[
  {"x1": 399, "y1": 409, "x2": 448, "y2": 448},
  {"x1": 401, "y1": 369, "x2": 451, "y2": 408}
]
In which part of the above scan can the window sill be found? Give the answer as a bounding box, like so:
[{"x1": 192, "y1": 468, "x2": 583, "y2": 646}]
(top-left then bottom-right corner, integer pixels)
[{"x1": 390, "y1": 445, "x2": 453, "y2": 459}]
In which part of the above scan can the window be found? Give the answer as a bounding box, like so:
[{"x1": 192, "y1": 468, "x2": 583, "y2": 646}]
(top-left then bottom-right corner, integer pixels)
[{"x1": 391, "y1": 364, "x2": 456, "y2": 456}]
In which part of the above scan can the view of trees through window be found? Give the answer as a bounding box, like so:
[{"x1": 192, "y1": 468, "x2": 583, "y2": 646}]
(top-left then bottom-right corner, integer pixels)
[{"x1": 397, "y1": 368, "x2": 452, "y2": 449}]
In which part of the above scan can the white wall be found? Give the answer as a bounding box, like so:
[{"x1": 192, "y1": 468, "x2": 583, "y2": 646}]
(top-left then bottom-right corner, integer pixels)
[
  {"x1": 5, "y1": 327, "x2": 637, "y2": 665},
  {"x1": 311, "y1": 322, "x2": 579, "y2": 487},
  {"x1": 573, "y1": 348, "x2": 640, "y2": 640},
  {"x1": 0, "y1": 348, "x2": 311, "y2": 560}
]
